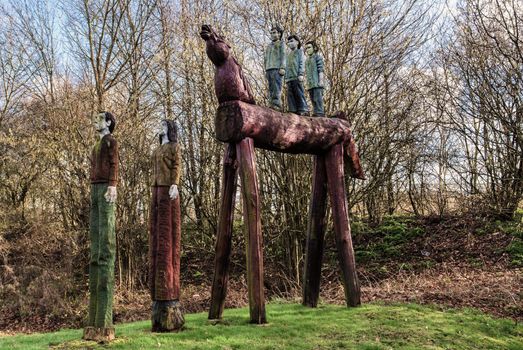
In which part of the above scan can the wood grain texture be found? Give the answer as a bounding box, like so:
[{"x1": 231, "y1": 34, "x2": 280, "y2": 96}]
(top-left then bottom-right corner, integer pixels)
[
  {"x1": 152, "y1": 300, "x2": 185, "y2": 332},
  {"x1": 325, "y1": 144, "x2": 361, "y2": 307},
  {"x1": 302, "y1": 155, "x2": 328, "y2": 307},
  {"x1": 236, "y1": 138, "x2": 266, "y2": 324},
  {"x1": 200, "y1": 25, "x2": 255, "y2": 104},
  {"x1": 209, "y1": 144, "x2": 238, "y2": 320},
  {"x1": 215, "y1": 101, "x2": 360, "y2": 158},
  {"x1": 83, "y1": 326, "x2": 115, "y2": 342}
]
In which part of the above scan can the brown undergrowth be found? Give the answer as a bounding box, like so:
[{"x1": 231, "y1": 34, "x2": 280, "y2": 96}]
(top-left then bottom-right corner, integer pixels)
[
  {"x1": 327, "y1": 265, "x2": 522, "y2": 320},
  {"x1": 1, "y1": 215, "x2": 521, "y2": 334},
  {"x1": 113, "y1": 263, "x2": 522, "y2": 327}
]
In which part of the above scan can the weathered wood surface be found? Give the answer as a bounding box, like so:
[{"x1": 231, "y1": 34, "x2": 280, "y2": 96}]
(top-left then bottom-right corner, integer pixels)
[
  {"x1": 325, "y1": 144, "x2": 361, "y2": 307},
  {"x1": 216, "y1": 100, "x2": 359, "y2": 156},
  {"x1": 200, "y1": 25, "x2": 255, "y2": 104},
  {"x1": 209, "y1": 144, "x2": 238, "y2": 320},
  {"x1": 236, "y1": 138, "x2": 266, "y2": 324},
  {"x1": 83, "y1": 326, "x2": 115, "y2": 342},
  {"x1": 302, "y1": 155, "x2": 328, "y2": 307},
  {"x1": 151, "y1": 300, "x2": 185, "y2": 332}
]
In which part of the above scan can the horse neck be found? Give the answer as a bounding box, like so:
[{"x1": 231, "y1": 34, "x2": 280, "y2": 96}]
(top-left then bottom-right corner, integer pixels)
[{"x1": 207, "y1": 39, "x2": 229, "y2": 66}]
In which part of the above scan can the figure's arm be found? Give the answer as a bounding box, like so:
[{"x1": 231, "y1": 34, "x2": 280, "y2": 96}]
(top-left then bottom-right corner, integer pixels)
[
  {"x1": 169, "y1": 144, "x2": 182, "y2": 200},
  {"x1": 264, "y1": 46, "x2": 268, "y2": 70},
  {"x1": 89, "y1": 147, "x2": 95, "y2": 181},
  {"x1": 105, "y1": 138, "x2": 118, "y2": 203},
  {"x1": 317, "y1": 54, "x2": 325, "y2": 86},
  {"x1": 298, "y1": 49, "x2": 305, "y2": 82},
  {"x1": 279, "y1": 41, "x2": 286, "y2": 76}
]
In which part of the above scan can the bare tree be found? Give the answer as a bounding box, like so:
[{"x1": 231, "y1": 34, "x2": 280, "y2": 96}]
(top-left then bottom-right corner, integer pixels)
[
  {"x1": 440, "y1": 0, "x2": 523, "y2": 218},
  {"x1": 65, "y1": 0, "x2": 132, "y2": 109}
]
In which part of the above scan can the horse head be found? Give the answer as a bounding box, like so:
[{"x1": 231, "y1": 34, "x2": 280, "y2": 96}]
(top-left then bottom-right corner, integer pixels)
[{"x1": 200, "y1": 24, "x2": 230, "y2": 66}]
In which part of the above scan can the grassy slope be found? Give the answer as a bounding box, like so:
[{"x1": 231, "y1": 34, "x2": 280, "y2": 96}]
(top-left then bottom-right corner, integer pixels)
[{"x1": 1, "y1": 303, "x2": 521, "y2": 350}]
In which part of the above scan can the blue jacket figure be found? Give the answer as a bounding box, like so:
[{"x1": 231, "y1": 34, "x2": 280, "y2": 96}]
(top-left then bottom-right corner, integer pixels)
[
  {"x1": 264, "y1": 25, "x2": 286, "y2": 110},
  {"x1": 285, "y1": 35, "x2": 309, "y2": 115},
  {"x1": 305, "y1": 41, "x2": 325, "y2": 116}
]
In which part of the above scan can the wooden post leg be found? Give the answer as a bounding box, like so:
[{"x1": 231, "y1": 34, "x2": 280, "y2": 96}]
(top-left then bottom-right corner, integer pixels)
[
  {"x1": 325, "y1": 143, "x2": 361, "y2": 307},
  {"x1": 209, "y1": 143, "x2": 238, "y2": 320},
  {"x1": 302, "y1": 155, "x2": 328, "y2": 307},
  {"x1": 236, "y1": 138, "x2": 266, "y2": 324}
]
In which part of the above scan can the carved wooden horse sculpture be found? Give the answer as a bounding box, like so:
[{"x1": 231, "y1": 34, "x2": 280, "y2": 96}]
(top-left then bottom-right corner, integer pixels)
[{"x1": 200, "y1": 25, "x2": 364, "y2": 324}]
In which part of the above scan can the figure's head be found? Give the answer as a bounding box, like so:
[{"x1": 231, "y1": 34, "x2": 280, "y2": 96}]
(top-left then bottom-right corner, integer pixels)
[
  {"x1": 305, "y1": 41, "x2": 319, "y2": 56},
  {"x1": 158, "y1": 119, "x2": 178, "y2": 144},
  {"x1": 287, "y1": 35, "x2": 301, "y2": 50},
  {"x1": 94, "y1": 111, "x2": 116, "y2": 133},
  {"x1": 270, "y1": 24, "x2": 283, "y2": 41}
]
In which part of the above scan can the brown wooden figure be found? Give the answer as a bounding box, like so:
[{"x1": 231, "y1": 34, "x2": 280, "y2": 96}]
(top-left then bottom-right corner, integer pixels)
[
  {"x1": 149, "y1": 119, "x2": 184, "y2": 332},
  {"x1": 200, "y1": 25, "x2": 364, "y2": 324}
]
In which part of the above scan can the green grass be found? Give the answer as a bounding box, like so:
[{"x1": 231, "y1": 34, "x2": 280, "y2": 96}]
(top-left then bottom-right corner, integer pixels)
[{"x1": 1, "y1": 303, "x2": 521, "y2": 350}]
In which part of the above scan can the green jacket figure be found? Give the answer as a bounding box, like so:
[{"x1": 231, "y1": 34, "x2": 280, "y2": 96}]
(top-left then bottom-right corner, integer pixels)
[
  {"x1": 84, "y1": 111, "x2": 118, "y2": 343},
  {"x1": 305, "y1": 41, "x2": 325, "y2": 116},
  {"x1": 285, "y1": 35, "x2": 308, "y2": 115},
  {"x1": 264, "y1": 25, "x2": 286, "y2": 110}
]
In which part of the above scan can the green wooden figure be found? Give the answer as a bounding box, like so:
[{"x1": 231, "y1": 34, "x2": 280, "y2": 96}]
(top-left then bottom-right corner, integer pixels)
[
  {"x1": 285, "y1": 35, "x2": 309, "y2": 115},
  {"x1": 83, "y1": 111, "x2": 118, "y2": 343},
  {"x1": 264, "y1": 24, "x2": 286, "y2": 110},
  {"x1": 305, "y1": 41, "x2": 325, "y2": 116}
]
